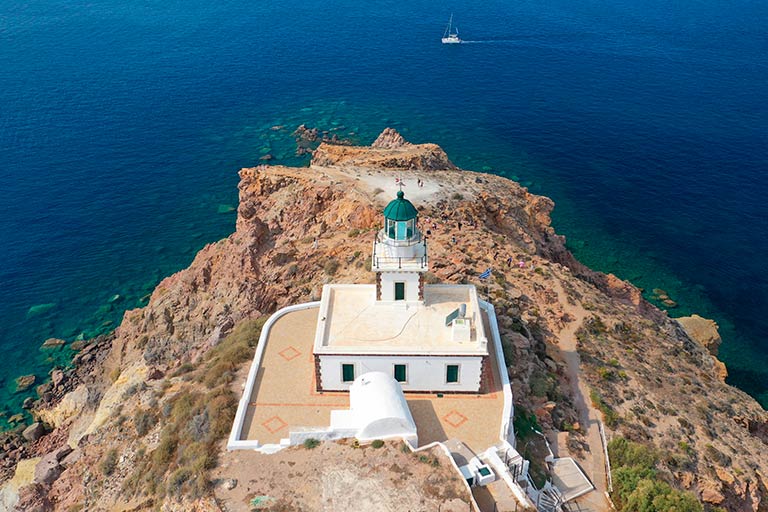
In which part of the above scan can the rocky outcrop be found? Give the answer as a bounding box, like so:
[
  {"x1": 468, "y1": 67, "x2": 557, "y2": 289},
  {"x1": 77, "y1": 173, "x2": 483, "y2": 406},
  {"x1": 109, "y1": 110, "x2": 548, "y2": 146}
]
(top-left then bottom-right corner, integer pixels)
[
  {"x1": 312, "y1": 129, "x2": 456, "y2": 171},
  {"x1": 677, "y1": 314, "x2": 722, "y2": 356},
  {"x1": 3, "y1": 128, "x2": 767, "y2": 511},
  {"x1": 371, "y1": 127, "x2": 410, "y2": 149}
]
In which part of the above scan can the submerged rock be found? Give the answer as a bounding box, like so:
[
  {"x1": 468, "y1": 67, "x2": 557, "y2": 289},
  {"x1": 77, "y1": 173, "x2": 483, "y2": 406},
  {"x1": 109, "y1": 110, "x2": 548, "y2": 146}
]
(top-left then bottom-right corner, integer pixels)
[
  {"x1": 26, "y1": 303, "x2": 56, "y2": 318},
  {"x1": 15, "y1": 375, "x2": 36, "y2": 392},
  {"x1": 41, "y1": 338, "x2": 65, "y2": 349}
]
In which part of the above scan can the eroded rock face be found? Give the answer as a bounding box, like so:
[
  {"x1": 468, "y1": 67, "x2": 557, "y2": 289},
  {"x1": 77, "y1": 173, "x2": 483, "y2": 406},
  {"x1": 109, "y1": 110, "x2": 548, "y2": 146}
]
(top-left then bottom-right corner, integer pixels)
[
  {"x1": 371, "y1": 127, "x2": 410, "y2": 149},
  {"x1": 677, "y1": 314, "x2": 722, "y2": 356}
]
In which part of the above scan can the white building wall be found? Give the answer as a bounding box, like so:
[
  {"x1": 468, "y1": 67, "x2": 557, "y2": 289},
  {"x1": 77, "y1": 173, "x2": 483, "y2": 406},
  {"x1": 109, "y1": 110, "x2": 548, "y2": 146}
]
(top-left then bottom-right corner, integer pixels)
[
  {"x1": 380, "y1": 272, "x2": 421, "y2": 302},
  {"x1": 319, "y1": 354, "x2": 483, "y2": 392}
]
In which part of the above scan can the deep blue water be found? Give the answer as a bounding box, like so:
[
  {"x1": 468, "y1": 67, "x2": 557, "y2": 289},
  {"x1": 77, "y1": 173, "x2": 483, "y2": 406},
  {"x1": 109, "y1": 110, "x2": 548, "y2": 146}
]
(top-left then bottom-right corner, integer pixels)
[{"x1": 1, "y1": 0, "x2": 766, "y2": 422}]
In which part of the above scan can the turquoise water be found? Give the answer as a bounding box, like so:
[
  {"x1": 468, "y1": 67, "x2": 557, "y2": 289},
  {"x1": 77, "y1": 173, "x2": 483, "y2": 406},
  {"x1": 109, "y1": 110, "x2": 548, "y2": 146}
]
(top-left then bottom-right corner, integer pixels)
[{"x1": 1, "y1": 0, "x2": 766, "y2": 424}]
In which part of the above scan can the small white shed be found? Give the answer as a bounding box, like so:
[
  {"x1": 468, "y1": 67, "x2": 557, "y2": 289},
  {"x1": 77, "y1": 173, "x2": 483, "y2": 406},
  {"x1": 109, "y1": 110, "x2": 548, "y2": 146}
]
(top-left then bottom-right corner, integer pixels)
[{"x1": 330, "y1": 371, "x2": 418, "y2": 445}]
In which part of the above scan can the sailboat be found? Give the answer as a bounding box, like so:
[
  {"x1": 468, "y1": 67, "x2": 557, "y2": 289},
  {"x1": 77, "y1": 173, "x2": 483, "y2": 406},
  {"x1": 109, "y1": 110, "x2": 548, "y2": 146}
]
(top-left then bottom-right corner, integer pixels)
[{"x1": 442, "y1": 14, "x2": 461, "y2": 44}]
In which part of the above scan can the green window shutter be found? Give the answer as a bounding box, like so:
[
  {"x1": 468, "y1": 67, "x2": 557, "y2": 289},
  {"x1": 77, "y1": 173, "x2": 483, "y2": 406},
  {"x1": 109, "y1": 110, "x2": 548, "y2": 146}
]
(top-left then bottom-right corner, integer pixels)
[
  {"x1": 394, "y1": 282, "x2": 405, "y2": 300},
  {"x1": 342, "y1": 364, "x2": 355, "y2": 382},
  {"x1": 446, "y1": 365, "x2": 459, "y2": 383},
  {"x1": 394, "y1": 364, "x2": 407, "y2": 382}
]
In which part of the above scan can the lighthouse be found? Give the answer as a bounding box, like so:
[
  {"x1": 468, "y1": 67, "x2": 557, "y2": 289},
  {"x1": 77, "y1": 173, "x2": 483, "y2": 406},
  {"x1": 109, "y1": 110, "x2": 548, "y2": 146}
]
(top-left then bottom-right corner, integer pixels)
[{"x1": 371, "y1": 190, "x2": 428, "y2": 302}]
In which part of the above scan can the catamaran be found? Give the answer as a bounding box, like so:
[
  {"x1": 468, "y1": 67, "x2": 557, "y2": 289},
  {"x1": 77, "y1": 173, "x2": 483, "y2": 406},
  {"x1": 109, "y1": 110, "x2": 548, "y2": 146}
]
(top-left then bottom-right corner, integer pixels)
[{"x1": 442, "y1": 14, "x2": 461, "y2": 44}]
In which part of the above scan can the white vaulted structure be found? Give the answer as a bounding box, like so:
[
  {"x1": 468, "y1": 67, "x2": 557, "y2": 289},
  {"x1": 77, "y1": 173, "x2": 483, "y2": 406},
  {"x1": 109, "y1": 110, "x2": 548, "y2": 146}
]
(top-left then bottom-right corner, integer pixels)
[{"x1": 330, "y1": 372, "x2": 418, "y2": 445}]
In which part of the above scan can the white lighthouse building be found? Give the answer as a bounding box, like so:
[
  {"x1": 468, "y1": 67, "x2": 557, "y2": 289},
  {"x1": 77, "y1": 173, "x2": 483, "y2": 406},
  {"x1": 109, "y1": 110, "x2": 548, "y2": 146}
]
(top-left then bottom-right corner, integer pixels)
[{"x1": 312, "y1": 191, "x2": 491, "y2": 393}]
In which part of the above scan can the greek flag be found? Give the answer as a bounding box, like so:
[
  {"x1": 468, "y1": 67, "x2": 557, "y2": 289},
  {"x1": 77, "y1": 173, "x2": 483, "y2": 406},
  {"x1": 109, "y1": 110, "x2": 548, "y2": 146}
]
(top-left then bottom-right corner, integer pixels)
[{"x1": 478, "y1": 268, "x2": 492, "y2": 280}]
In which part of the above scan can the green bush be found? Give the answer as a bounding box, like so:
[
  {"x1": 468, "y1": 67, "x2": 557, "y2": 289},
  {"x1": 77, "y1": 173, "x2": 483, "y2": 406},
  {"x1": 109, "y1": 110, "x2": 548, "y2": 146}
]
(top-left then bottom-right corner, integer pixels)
[
  {"x1": 608, "y1": 437, "x2": 658, "y2": 469},
  {"x1": 324, "y1": 259, "x2": 340, "y2": 276},
  {"x1": 371, "y1": 439, "x2": 385, "y2": 449},
  {"x1": 623, "y1": 479, "x2": 702, "y2": 512},
  {"x1": 590, "y1": 389, "x2": 620, "y2": 428},
  {"x1": 100, "y1": 448, "x2": 119, "y2": 476},
  {"x1": 303, "y1": 438, "x2": 320, "y2": 449},
  {"x1": 513, "y1": 406, "x2": 541, "y2": 441},
  {"x1": 609, "y1": 436, "x2": 703, "y2": 512},
  {"x1": 134, "y1": 409, "x2": 158, "y2": 437},
  {"x1": 168, "y1": 467, "x2": 193, "y2": 495}
]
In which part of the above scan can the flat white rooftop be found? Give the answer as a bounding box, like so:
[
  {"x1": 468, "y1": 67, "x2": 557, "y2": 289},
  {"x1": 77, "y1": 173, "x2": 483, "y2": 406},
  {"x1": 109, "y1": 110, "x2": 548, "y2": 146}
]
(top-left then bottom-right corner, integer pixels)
[{"x1": 313, "y1": 284, "x2": 488, "y2": 355}]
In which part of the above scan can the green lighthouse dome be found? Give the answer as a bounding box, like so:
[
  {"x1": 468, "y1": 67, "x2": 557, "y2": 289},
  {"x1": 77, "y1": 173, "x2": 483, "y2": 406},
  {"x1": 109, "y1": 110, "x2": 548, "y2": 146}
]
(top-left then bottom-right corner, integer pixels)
[{"x1": 383, "y1": 191, "x2": 418, "y2": 221}]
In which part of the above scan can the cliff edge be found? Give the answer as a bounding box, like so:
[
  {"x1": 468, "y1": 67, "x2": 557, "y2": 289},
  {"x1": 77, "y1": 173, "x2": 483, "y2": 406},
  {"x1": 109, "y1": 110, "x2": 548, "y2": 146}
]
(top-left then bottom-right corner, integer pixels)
[{"x1": 2, "y1": 129, "x2": 766, "y2": 512}]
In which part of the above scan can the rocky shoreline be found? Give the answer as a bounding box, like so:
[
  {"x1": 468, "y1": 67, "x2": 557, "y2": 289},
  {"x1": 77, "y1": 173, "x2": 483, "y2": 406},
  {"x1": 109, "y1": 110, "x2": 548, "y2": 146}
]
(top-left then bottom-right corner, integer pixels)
[{"x1": 1, "y1": 128, "x2": 766, "y2": 511}]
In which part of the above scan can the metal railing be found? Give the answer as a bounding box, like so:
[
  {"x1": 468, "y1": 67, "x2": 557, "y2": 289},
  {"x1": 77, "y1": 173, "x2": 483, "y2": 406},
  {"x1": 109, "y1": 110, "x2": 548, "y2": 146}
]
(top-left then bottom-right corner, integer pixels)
[{"x1": 372, "y1": 254, "x2": 428, "y2": 270}]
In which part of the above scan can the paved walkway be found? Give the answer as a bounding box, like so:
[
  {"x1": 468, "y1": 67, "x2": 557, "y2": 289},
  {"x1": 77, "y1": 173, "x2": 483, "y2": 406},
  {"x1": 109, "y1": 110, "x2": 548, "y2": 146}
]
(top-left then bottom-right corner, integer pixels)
[{"x1": 241, "y1": 308, "x2": 349, "y2": 444}]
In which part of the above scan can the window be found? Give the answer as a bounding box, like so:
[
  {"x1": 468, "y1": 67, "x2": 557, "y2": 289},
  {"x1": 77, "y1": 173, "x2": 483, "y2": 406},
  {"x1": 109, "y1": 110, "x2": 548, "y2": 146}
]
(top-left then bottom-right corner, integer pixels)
[
  {"x1": 394, "y1": 364, "x2": 407, "y2": 383},
  {"x1": 394, "y1": 282, "x2": 405, "y2": 301},
  {"x1": 446, "y1": 364, "x2": 460, "y2": 383},
  {"x1": 396, "y1": 221, "x2": 407, "y2": 240},
  {"x1": 387, "y1": 219, "x2": 396, "y2": 239},
  {"x1": 342, "y1": 364, "x2": 355, "y2": 383}
]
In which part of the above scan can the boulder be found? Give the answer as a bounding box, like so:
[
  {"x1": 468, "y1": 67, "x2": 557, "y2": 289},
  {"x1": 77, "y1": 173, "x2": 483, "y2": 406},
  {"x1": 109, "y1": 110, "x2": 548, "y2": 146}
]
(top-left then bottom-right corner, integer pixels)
[
  {"x1": 51, "y1": 370, "x2": 65, "y2": 388},
  {"x1": 22, "y1": 397, "x2": 35, "y2": 409},
  {"x1": 147, "y1": 367, "x2": 165, "y2": 380},
  {"x1": 33, "y1": 452, "x2": 62, "y2": 485},
  {"x1": 22, "y1": 422, "x2": 46, "y2": 442},
  {"x1": 52, "y1": 445, "x2": 73, "y2": 462},
  {"x1": 676, "y1": 314, "x2": 722, "y2": 356},
  {"x1": 60, "y1": 448, "x2": 81, "y2": 468}
]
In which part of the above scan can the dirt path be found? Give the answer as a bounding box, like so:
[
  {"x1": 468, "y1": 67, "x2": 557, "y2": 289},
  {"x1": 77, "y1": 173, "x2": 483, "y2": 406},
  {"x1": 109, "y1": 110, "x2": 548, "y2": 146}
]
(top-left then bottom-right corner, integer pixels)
[{"x1": 551, "y1": 281, "x2": 612, "y2": 512}]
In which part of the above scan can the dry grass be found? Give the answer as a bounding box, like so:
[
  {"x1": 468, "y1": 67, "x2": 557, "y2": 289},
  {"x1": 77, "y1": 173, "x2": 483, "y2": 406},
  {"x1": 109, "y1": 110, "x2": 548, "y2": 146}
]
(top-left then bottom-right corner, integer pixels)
[{"x1": 122, "y1": 317, "x2": 266, "y2": 499}]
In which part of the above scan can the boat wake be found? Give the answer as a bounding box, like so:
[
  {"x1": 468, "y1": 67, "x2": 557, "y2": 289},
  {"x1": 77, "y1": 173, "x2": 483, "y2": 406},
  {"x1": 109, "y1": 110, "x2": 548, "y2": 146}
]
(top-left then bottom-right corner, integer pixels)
[{"x1": 458, "y1": 40, "x2": 520, "y2": 44}]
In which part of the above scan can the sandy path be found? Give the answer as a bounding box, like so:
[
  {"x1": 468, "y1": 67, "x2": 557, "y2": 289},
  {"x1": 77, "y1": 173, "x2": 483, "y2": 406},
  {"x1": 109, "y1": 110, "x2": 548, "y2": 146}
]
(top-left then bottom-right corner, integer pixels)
[{"x1": 551, "y1": 280, "x2": 612, "y2": 512}]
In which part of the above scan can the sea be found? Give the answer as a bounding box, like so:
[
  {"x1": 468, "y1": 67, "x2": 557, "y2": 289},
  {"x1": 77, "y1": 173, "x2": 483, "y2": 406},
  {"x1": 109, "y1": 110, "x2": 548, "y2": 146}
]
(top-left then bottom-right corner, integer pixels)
[{"x1": 1, "y1": 0, "x2": 766, "y2": 426}]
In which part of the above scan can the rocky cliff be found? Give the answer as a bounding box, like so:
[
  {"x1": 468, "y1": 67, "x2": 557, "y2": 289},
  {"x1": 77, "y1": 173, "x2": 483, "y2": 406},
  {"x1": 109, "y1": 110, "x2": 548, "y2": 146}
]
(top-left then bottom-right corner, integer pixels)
[{"x1": 2, "y1": 129, "x2": 767, "y2": 511}]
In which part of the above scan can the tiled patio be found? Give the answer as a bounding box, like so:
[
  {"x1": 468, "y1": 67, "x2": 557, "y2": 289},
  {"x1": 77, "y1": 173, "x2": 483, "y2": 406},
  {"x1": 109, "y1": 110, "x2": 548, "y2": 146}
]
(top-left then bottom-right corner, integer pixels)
[{"x1": 239, "y1": 305, "x2": 504, "y2": 454}]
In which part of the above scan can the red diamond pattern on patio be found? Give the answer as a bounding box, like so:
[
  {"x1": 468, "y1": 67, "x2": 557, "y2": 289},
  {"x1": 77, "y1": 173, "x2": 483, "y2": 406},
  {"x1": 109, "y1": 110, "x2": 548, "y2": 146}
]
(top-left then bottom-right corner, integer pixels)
[
  {"x1": 278, "y1": 346, "x2": 301, "y2": 361},
  {"x1": 261, "y1": 415, "x2": 288, "y2": 434},
  {"x1": 443, "y1": 409, "x2": 468, "y2": 428}
]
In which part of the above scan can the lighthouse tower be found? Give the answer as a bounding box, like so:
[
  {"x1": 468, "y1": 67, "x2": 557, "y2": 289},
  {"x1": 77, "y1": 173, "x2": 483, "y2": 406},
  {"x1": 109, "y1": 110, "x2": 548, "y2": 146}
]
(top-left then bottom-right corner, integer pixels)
[{"x1": 371, "y1": 191, "x2": 428, "y2": 302}]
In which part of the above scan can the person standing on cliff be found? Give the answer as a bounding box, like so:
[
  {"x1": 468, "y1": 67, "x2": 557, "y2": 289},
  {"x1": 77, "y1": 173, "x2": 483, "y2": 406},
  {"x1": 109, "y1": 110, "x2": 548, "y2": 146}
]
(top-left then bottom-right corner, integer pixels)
[{"x1": 312, "y1": 237, "x2": 318, "y2": 250}]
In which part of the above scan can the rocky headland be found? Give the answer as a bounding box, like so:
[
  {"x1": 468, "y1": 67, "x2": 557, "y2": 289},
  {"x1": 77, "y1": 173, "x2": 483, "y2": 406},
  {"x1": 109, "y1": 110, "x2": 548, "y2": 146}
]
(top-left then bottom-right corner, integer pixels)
[{"x1": 1, "y1": 129, "x2": 767, "y2": 511}]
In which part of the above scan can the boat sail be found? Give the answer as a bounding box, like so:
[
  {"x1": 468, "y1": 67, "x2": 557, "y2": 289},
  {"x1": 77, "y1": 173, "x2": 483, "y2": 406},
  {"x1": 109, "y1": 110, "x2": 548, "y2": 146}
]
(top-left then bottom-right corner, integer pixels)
[{"x1": 442, "y1": 14, "x2": 461, "y2": 44}]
